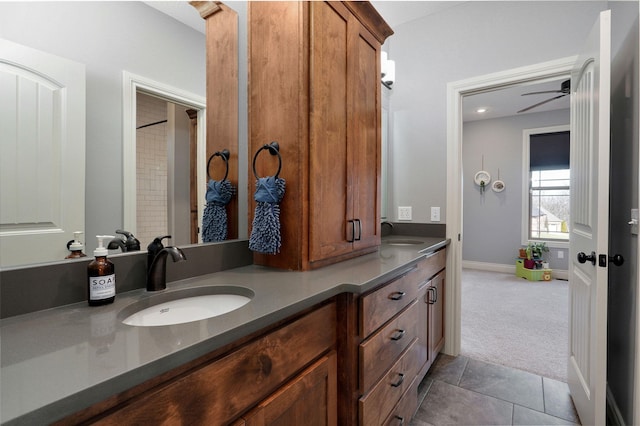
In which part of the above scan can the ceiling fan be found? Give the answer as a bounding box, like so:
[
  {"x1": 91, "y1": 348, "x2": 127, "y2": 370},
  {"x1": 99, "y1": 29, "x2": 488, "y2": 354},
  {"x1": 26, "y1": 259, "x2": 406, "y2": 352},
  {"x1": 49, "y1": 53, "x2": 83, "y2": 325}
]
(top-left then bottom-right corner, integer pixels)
[{"x1": 517, "y1": 79, "x2": 570, "y2": 113}]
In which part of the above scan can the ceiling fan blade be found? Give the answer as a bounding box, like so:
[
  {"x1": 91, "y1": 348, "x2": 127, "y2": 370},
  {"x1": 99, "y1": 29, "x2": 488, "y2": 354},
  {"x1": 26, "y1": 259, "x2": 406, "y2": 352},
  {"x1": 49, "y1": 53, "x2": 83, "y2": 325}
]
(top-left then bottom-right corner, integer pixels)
[
  {"x1": 517, "y1": 94, "x2": 567, "y2": 113},
  {"x1": 521, "y1": 90, "x2": 563, "y2": 96}
]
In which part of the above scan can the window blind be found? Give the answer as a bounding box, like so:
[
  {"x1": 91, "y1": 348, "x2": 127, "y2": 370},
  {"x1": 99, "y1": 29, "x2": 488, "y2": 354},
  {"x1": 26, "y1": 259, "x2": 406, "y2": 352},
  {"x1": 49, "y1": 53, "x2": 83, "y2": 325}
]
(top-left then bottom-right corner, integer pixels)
[{"x1": 530, "y1": 131, "x2": 570, "y2": 171}]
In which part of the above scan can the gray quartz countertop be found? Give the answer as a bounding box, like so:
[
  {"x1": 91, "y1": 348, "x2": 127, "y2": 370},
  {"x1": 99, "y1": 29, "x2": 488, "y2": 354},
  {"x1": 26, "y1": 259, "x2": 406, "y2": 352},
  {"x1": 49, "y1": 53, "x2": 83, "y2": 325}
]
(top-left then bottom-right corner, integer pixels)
[{"x1": 0, "y1": 237, "x2": 447, "y2": 425}]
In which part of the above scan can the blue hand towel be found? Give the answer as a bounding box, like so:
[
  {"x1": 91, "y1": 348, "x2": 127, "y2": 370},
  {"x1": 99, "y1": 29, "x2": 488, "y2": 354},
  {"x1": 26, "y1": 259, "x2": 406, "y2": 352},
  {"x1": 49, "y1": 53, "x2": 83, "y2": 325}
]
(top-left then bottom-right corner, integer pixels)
[
  {"x1": 249, "y1": 176, "x2": 286, "y2": 254},
  {"x1": 202, "y1": 179, "x2": 235, "y2": 242}
]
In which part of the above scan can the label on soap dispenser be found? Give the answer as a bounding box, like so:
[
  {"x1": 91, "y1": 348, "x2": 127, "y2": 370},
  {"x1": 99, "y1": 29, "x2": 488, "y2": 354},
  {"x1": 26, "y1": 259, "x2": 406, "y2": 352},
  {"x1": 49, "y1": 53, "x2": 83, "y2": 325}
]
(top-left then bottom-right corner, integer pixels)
[{"x1": 89, "y1": 274, "x2": 116, "y2": 300}]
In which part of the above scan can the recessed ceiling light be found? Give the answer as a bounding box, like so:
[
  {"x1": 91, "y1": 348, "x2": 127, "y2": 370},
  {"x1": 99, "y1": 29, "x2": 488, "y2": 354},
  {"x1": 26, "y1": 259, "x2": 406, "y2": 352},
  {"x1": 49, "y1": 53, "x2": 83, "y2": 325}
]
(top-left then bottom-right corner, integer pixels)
[{"x1": 476, "y1": 108, "x2": 488, "y2": 114}]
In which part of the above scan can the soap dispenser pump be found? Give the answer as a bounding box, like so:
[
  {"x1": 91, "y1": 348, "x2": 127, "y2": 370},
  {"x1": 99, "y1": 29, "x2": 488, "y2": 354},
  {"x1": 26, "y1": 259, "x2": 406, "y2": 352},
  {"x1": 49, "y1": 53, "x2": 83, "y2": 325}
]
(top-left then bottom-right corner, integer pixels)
[
  {"x1": 147, "y1": 235, "x2": 171, "y2": 273},
  {"x1": 88, "y1": 235, "x2": 116, "y2": 306},
  {"x1": 66, "y1": 231, "x2": 87, "y2": 259}
]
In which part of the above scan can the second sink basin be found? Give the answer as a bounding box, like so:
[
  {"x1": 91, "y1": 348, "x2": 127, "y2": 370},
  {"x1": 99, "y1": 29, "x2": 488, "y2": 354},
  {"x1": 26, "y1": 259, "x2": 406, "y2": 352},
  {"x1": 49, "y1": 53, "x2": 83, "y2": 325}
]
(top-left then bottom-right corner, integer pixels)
[
  {"x1": 121, "y1": 285, "x2": 254, "y2": 327},
  {"x1": 383, "y1": 239, "x2": 424, "y2": 246}
]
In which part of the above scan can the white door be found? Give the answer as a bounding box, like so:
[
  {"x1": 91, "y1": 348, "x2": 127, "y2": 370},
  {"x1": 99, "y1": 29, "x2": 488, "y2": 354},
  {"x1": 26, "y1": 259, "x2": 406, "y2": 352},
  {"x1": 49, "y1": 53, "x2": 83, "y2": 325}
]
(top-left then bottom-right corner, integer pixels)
[
  {"x1": 0, "y1": 39, "x2": 85, "y2": 266},
  {"x1": 567, "y1": 10, "x2": 611, "y2": 426}
]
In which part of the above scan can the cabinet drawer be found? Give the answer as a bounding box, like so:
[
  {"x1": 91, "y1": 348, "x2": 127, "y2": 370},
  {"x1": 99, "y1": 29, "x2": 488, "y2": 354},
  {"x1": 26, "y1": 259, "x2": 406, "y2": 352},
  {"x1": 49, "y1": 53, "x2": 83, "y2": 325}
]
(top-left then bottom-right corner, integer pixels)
[
  {"x1": 94, "y1": 303, "x2": 336, "y2": 425},
  {"x1": 360, "y1": 301, "x2": 418, "y2": 391},
  {"x1": 361, "y1": 266, "x2": 420, "y2": 337},
  {"x1": 382, "y1": 375, "x2": 419, "y2": 426},
  {"x1": 417, "y1": 248, "x2": 446, "y2": 283},
  {"x1": 360, "y1": 339, "x2": 420, "y2": 426}
]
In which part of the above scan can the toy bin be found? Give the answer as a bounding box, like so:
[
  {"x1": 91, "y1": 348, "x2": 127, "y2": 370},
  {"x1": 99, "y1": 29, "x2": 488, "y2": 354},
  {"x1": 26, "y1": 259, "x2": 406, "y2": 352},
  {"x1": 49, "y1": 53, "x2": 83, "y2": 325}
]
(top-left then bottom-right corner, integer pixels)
[{"x1": 516, "y1": 259, "x2": 552, "y2": 281}]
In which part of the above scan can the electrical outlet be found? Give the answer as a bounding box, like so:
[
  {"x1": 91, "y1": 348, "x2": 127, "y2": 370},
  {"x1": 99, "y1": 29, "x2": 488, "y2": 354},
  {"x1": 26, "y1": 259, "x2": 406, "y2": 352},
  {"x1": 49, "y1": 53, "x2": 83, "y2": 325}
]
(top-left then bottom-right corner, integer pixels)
[
  {"x1": 558, "y1": 251, "x2": 564, "y2": 259},
  {"x1": 431, "y1": 207, "x2": 441, "y2": 222},
  {"x1": 398, "y1": 206, "x2": 412, "y2": 221}
]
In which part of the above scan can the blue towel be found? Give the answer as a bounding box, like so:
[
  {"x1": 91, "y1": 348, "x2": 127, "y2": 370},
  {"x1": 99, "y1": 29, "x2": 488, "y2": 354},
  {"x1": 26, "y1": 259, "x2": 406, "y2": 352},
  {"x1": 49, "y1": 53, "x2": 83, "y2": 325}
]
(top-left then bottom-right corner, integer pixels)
[
  {"x1": 202, "y1": 179, "x2": 234, "y2": 242},
  {"x1": 249, "y1": 176, "x2": 286, "y2": 254}
]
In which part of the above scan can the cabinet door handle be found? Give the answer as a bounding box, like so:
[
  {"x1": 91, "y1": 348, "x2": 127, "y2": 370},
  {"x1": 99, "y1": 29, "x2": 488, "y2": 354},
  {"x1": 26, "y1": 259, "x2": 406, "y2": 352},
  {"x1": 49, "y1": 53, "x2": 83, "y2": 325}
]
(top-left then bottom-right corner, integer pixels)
[
  {"x1": 391, "y1": 373, "x2": 405, "y2": 387},
  {"x1": 353, "y1": 219, "x2": 362, "y2": 241},
  {"x1": 388, "y1": 291, "x2": 406, "y2": 301},
  {"x1": 347, "y1": 219, "x2": 355, "y2": 243},
  {"x1": 427, "y1": 287, "x2": 437, "y2": 304},
  {"x1": 394, "y1": 415, "x2": 405, "y2": 425},
  {"x1": 390, "y1": 329, "x2": 405, "y2": 341}
]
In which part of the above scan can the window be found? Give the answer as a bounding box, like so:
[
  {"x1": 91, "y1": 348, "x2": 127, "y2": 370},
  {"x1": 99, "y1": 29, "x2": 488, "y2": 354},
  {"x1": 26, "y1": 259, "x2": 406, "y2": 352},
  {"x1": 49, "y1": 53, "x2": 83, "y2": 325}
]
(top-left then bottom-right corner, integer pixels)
[{"x1": 523, "y1": 127, "x2": 570, "y2": 245}]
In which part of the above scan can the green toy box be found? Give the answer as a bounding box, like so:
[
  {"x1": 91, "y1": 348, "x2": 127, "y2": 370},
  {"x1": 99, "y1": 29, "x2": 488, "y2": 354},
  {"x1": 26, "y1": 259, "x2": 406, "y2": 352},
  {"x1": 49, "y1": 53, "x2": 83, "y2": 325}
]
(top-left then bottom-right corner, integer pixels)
[{"x1": 516, "y1": 259, "x2": 552, "y2": 281}]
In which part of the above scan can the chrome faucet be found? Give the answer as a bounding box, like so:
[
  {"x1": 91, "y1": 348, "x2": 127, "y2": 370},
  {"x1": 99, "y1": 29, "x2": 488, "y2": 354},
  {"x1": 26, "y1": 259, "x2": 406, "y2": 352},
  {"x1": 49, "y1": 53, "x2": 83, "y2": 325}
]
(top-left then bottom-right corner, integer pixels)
[{"x1": 147, "y1": 246, "x2": 186, "y2": 291}]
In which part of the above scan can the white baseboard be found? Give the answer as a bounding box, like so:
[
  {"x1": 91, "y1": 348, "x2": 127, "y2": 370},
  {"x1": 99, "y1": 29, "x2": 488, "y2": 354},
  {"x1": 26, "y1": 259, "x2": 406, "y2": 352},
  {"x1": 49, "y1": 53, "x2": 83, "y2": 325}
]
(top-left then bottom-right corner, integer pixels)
[
  {"x1": 462, "y1": 260, "x2": 569, "y2": 281},
  {"x1": 462, "y1": 260, "x2": 515, "y2": 274}
]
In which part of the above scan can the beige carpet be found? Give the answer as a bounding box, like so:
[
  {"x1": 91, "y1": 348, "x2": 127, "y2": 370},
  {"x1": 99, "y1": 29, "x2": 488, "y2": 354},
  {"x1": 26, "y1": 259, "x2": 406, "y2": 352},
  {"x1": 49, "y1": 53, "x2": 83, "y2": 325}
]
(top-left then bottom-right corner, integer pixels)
[{"x1": 461, "y1": 268, "x2": 568, "y2": 382}]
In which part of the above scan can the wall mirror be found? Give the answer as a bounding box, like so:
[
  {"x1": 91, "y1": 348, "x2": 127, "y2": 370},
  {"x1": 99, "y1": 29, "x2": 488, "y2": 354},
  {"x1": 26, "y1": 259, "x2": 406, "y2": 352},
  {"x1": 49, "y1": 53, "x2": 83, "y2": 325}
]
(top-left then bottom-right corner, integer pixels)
[{"x1": 0, "y1": 1, "x2": 247, "y2": 268}]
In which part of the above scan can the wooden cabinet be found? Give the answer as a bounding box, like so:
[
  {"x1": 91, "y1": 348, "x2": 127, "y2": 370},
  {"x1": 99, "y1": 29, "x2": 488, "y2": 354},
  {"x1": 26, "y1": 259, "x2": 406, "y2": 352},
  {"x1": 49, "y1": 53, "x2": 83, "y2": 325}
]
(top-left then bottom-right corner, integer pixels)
[
  {"x1": 355, "y1": 247, "x2": 446, "y2": 425},
  {"x1": 242, "y1": 352, "x2": 337, "y2": 426},
  {"x1": 416, "y1": 249, "x2": 447, "y2": 381},
  {"x1": 357, "y1": 266, "x2": 422, "y2": 425},
  {"x1": 248, "y1": 1, "x2": 392, "y2": 270},
  {"x1": 60, "y1": 302, "x2": 337, "y2": 426},
  {"x1": 428, "y1": 270, "x2": 446, "y2": 362}
]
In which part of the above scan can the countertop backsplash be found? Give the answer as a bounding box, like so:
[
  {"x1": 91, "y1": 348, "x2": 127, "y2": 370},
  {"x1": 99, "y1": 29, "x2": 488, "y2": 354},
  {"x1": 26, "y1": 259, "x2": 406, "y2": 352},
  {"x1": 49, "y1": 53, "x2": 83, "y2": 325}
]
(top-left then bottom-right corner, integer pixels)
[{"x1": 0, "y1": 240, "x2": 253, "y2": 319}]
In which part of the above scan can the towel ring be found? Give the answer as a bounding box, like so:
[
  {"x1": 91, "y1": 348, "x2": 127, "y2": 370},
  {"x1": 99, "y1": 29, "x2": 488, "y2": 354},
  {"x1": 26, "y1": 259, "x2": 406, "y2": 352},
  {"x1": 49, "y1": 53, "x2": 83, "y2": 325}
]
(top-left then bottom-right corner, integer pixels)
[
  {"x1": 252, "y1": 141, "x2": 281, "y2": 179},
  {"x1": 207, "y1": 149, "x2": 230, "y2": 180}
]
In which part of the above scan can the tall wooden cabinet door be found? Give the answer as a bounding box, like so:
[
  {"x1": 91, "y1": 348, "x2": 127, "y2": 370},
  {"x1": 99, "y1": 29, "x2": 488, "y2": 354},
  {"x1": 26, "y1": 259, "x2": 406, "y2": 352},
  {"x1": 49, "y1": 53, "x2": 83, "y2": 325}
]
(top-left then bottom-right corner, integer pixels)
[
  {"x1": 349, "y1": 17, "x2": 382, "y2": 251},
  {"x1": 416, "y1": 284, "x2": 429, "y2": 371},
  {"x1": 429, "y1": 271, "x2": 446, "y2": 360},
  {"x1": 309, "y1": 1, "x2": 352, "y2": 262},
  {"x1": 243, "y1": 352, "x2": 338, "y2": 426}
]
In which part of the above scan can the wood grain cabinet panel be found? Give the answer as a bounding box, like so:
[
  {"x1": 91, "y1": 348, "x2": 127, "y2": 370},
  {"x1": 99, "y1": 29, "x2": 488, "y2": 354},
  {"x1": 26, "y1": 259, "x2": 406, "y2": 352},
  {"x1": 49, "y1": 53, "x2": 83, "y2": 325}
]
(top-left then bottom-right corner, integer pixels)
[
  {"x1": 429, "y1": 270, "x2": 446, "y2": 362},
  {"x1": 356, "y1": 248, "x2": 446, "y2": 425},
  {"x1": 382, "y1": 376, "x2": 419, "y2": 426},
  {"x1": 416, "y1": 249, "x2": 446, "y2": 380},
  {"x1": 87, "y1": 303, "x2": 336, "y2": 426},
  {"x1": 243, "y1": 352, "x2": 337, "y2": 426},
  {"x1": 360, "y1": 300, "x2": 418, "y2": 391},
  {"x1": 248, "y1": 1, "x2": 392, "y2": 270},
  {"x1": 360, "y1": 265, "x2": 420, "y2": 337},
  {"x1": 359, "y1": 340, "x2": 420, "y2": 426}
]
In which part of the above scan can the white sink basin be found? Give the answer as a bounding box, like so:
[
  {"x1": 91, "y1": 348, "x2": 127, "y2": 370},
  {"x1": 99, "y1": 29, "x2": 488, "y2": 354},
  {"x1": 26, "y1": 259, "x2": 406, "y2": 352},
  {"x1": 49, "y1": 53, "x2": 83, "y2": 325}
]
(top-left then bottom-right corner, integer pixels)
[{"x1": 121, "y1": 286, "x2": 254, "y2": 327}]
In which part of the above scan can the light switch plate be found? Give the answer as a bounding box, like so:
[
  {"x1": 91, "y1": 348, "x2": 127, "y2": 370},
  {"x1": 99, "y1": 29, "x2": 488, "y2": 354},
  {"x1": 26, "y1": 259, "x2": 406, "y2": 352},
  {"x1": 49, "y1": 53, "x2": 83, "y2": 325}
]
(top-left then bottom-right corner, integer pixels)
[
  {"x1": 431, "y1": 207, "x2": 441, "y2": 222},
  {"x1": 398, "y1": 206, "x2": 412, "y2": 221}
]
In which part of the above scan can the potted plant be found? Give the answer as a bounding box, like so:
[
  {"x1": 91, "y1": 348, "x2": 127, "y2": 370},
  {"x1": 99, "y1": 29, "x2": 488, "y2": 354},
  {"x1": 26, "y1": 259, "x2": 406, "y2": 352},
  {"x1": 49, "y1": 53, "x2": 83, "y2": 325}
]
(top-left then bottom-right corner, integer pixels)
[
  {"x1": 526, "y1": 242, "x2": 549, "y2": 269},
  {"x1": 535, "y1": 242, "x2": 550, "y2": 269},
  {"x1": 518, "y1": 247, "x2": 527, "y2": 258},
  {"x1": 524, "y1": 243, "x2": 536, "y2": 269}
]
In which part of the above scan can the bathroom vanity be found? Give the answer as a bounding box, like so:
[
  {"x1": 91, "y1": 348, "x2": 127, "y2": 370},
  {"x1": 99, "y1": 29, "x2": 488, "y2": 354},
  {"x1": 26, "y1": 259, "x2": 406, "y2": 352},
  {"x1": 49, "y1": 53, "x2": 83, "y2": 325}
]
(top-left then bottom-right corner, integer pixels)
[{"x1": 0, "y1": 237, "x2": 447, "y2": 425}]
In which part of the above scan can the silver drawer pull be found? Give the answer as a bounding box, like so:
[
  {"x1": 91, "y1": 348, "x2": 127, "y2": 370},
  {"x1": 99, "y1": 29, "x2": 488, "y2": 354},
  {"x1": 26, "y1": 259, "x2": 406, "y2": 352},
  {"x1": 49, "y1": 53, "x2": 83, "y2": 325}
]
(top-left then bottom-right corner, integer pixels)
[
  {"x1": 391, "y1": 373, "x2": 405, "y2": 387},
  {"x1": 388, "y1": 291, "x2": 406, "y2": 301},
  {"x1": 390, "y1": 329, "x2": 405, "y2": 341},
  {"x1": 394, "y1": 415, "x2": 405, "y2": 425}
]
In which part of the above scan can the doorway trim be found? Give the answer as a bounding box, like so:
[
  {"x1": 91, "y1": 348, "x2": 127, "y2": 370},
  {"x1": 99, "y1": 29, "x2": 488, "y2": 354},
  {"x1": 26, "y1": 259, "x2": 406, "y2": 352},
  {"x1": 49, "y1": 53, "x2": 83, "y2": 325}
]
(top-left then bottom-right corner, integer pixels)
[
  {"x1": 122, "y1": 71, "x2": 206, "y2": 237},
  {"x1": 444, "y1": 56, "x2": 576, "y2": 355}
]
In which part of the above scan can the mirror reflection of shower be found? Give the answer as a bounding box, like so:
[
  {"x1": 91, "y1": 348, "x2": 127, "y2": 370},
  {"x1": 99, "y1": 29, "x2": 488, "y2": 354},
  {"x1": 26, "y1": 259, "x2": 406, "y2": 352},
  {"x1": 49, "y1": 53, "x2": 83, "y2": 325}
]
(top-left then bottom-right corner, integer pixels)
[{"x1": 136, "y1": 92, "x2": 198, "y2": 247}]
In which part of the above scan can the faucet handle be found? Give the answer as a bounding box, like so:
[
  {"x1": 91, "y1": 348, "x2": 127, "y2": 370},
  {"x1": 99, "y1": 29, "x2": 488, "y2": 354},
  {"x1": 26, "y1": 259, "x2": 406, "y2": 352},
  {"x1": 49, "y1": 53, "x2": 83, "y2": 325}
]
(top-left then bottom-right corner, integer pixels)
[
  {"x1": 147, "y1": 235, "x2": 171, "y2": 253},
  {"x1": 146, "y1": 235, "x2": 172, "y2": 273}
]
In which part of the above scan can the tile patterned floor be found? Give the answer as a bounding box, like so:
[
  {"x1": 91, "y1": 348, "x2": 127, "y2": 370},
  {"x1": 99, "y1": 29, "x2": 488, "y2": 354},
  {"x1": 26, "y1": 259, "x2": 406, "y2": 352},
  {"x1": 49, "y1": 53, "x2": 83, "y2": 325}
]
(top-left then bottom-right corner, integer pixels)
[{"x1": 411, "y1": 354, "x2": 581, "y2": 426}]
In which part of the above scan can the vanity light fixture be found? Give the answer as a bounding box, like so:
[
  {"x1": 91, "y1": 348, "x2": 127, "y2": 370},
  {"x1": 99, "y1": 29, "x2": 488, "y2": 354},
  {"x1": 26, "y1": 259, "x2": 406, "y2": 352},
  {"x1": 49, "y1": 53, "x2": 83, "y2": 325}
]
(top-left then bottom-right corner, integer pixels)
[{"x1": 381, "y1": 51, "x2": 395, "y2": 89}]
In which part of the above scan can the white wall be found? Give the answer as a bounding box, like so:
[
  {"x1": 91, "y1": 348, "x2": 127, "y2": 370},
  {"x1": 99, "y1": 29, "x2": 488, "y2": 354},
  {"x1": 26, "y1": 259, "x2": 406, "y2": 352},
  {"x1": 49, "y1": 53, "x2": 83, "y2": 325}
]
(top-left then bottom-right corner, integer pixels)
[
  {"x1": 462, "y1": 109, "x2": 570, "y2": 269},
  {"x1": 386, "y1": 1, "x2": 607, "y2": 223},
  {"x1": 0, "y1": 1, "x2": 206, "y2": 252}
]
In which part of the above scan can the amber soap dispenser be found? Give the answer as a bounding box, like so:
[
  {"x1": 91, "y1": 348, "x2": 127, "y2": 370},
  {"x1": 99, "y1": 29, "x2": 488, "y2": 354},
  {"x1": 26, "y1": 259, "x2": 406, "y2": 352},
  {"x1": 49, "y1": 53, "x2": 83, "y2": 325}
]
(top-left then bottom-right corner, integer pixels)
[{"x1": 88, "y1": 235, "x2": 116, "y2": 306}]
